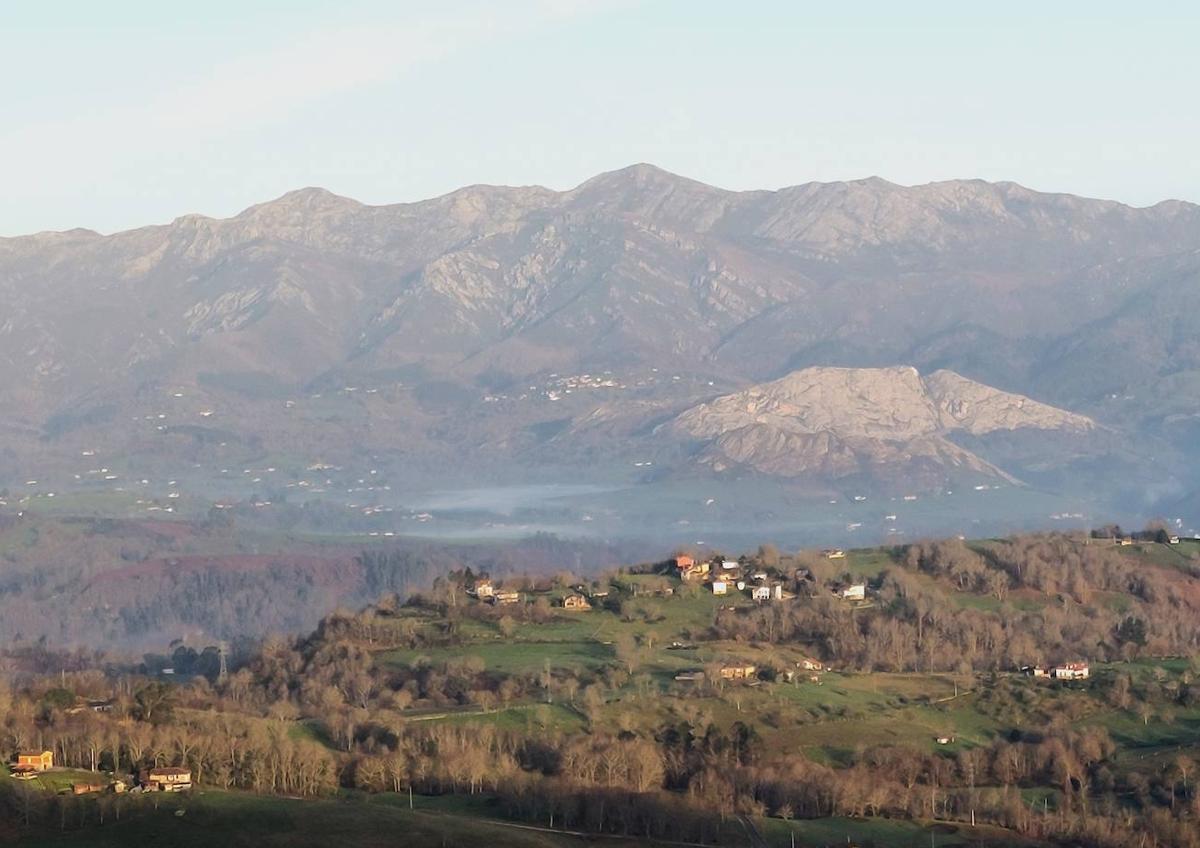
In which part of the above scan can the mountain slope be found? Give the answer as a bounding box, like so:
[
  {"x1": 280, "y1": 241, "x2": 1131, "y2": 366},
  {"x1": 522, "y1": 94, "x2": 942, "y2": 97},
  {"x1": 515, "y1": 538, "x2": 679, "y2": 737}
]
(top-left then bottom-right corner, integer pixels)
[{"x1": 1, "y1": 165, "x2": 1198, "y2": 512}]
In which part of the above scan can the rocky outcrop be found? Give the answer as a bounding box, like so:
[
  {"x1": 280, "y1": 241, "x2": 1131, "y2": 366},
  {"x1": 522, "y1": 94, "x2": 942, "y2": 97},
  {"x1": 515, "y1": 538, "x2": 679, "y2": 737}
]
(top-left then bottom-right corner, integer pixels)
[{"x1": 670, "y1": 366, "x2": 1095, "y2": 482}]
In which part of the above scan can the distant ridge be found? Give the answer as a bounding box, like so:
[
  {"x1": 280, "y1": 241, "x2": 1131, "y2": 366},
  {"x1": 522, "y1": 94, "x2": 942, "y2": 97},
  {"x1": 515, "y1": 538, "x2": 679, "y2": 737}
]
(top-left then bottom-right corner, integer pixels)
[{"x1": 0, "y1": 164, "x2": 1196, "y2": 510}]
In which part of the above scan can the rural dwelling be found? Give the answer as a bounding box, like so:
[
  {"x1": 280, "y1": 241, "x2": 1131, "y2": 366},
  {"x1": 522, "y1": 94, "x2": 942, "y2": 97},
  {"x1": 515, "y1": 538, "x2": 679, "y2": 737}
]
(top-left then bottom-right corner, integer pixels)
[
  {"x1": 711, "y1": 580, "x2": 728, "y2": 596},
  {"x1": 751, "y1": 585, "x2": 771, "y2": 602},
  {"x1": 72, "y1": 782, "x2": 105, "y2": 795},
  {"x1": 721, "y1": 559, "x2": 740, "y2": 571},
  {"x1": 13, "y1": 750, "x2": 53, "y2": 772},
  {"x1": 675, "y1": 555, "x2": 709, "y2": 581},
  {"x1": 562, "y1": 594, "x2": 592, "y2": 611},
  {"x1": 841, "y1": 583, "x2": 866, "y2": 601},
  {"x1": 823, "y1": 549, "x2": 846, "y2": 559},
  {"x1": 65, "y1": 697, "x2": 115, "y2": 716},
  {"x1": 491, "y1": 590, "x2": 520, "y2": 605},
  {"x1": 142, "y1": 766, "x2": 192, "y2": 792},
  {"x1": 1053, "y1": 662, "x2": 1090, "y2": 680},
  {"x1": 719, "y1": 664, "x2": 758, "y2": 681},
  {"x1": 470, "y1": 578, "x2": 495, "y2": 599},
  {"x1": 799, "y1": 658, "x2": 824, "y2": 672}
]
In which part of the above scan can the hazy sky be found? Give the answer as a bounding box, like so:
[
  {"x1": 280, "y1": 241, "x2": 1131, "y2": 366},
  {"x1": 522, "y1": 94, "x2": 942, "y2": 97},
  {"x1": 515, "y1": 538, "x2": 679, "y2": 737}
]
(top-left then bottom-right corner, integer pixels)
[{"x1": 3, "y1": 1, "x2": 1197, "y2": 235}]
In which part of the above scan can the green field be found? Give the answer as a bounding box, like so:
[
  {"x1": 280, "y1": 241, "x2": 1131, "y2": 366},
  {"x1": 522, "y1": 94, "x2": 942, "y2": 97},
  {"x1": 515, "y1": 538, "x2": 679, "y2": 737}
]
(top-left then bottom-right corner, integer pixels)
[
  {"x1": 10, "y1": 790, "x2": 652, "y2": 848},
  {"x1": 9, "y1": 788, "x2": 1042, "y2": 848}
]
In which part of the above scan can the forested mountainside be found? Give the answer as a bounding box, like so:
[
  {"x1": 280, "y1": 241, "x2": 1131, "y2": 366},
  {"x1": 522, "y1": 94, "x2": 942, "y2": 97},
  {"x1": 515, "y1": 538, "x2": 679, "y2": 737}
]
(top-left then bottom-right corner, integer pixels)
[
  {"x1": 0, "y1": 513, "x2": 641, "y2": 648},
  {"x1": 2, "y1": 165, "x2": 1200, "y2": 514}
]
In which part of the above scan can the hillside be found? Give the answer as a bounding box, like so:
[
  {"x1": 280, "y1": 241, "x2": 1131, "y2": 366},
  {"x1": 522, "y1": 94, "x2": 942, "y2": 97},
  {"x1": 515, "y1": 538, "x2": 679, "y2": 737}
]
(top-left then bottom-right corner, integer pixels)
[
  {"x1": 669, "y1": 366, "x2": 1097, "y2": 483},
  {"x1": 3, "y1": 531, "x2": 1200, "y2": 847}
]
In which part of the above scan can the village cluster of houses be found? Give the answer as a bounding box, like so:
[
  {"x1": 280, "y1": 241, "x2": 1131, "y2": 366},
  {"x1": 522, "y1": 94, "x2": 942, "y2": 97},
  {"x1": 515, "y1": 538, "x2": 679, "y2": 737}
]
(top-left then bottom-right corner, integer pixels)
[
  {"x1": 673, "y1": 555, "x2": 792, "y2": 601},
  {"x1": 8, "y1": 749, "x2": 191, "y2": 794},
  {"x1": 468, "y1": 575, "x2": 616, "y2": 612},
  {"x1": 674, "y1": 555, "x2": 866, "y2": 604}
]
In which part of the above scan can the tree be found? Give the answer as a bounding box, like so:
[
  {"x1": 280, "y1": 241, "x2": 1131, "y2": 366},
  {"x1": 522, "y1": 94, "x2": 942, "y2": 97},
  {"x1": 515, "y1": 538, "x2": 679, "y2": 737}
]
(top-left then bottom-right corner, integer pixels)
[{"x1": 133, "y1": 682, "x2": 175, "y2": 724}]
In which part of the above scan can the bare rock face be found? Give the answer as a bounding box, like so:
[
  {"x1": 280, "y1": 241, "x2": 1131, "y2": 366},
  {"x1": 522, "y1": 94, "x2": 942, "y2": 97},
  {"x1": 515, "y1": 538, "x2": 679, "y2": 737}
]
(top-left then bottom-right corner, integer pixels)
[{"x1": 670, "y1": 366, "x2": 1094, "y2": 482}]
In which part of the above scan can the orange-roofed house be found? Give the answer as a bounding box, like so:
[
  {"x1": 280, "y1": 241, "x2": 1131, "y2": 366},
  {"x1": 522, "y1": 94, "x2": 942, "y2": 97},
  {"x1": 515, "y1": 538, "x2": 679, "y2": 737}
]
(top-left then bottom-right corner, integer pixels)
[
  {"x1": 13, "y1": 750, "x2": 53, "y2": 772},
  {"x1": 675, "y1": 555, "x2": 709, "y2": 581}
]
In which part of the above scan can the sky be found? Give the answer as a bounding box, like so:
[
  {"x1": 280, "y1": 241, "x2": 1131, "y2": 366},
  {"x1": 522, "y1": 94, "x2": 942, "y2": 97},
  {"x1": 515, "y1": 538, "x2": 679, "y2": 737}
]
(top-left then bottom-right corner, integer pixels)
[{"x1": 2, "y1": 0, "x2": 1198, "y2": 235}]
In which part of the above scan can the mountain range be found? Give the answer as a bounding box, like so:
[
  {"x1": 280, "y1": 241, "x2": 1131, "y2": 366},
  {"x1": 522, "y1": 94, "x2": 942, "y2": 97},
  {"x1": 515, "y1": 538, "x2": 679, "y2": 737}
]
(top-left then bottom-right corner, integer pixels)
[{"x1": 2, "y1": 164, "x2": 1198, "y2": 529}]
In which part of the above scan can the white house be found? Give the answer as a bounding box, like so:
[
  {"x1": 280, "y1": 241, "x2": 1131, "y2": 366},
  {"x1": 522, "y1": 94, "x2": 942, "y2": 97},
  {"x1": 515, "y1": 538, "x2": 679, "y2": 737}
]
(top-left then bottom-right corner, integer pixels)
[
  {"x1": 711, "y1": 580, "x2": 728, "y2": 596},
  {"x1": 841, "y1": 584, "x2": 866, "y2": 601},
  {"x1": 721, "y1": 560, "x2": 740, "y2": 571},
  {"x1": 1052, "y1": 662, "x2": 1089, "y2": 680},
  {"x1": 751, "y1": 585, "x2": 771, "y2": 602}
]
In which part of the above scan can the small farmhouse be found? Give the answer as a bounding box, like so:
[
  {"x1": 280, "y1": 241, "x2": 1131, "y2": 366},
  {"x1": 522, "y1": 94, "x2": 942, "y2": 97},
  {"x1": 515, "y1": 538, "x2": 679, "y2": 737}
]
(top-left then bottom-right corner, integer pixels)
[
  {"x1": 1053, "y1": 662, "x2": 1090, "y2": 680},
  {"x1": 491, "y1": 590, "x2": 521, "y2": 605},
  {"x1": 841, "y1": 584, "x2": 866, "y2": 601},
  {"x1": 562, "y1": 594, "x2": 592, "y2": 611},
  {"x1": 751, "y1": 585, "x2": 772, "y2": 602},
  {"x1": 719, "y1": 664, "x2": 758, "y2": 681},
  {"x1": 799, "y1": 658, "x2": 824, "y2": 672},
  {"x1": 470, "y1": 578, "x2": 495, "y2": 599},
  {"x1": 675, "y1": 555, "x2": 709, "y2": 581},
  {"x1": 142, "y1": 766, "x2": 192, "y2": 792},
  {"x1": 823, "y1": 549, "x2": 846, "y2": 559},
  {"x1": 711, "y1": 580, "x2": 728, "y2": 596},
  {"x1": 13, "y1": 750, "x2": 53, "y2": 772}
]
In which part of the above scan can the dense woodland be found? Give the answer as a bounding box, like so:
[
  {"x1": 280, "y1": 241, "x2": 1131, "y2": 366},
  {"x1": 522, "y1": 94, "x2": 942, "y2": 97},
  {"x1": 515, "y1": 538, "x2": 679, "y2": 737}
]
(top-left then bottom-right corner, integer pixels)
[
  {"x1": 0, "y1": 514, "x2": 640, "y2": 646},
  {"x1": 2, "y1": 532, "x2": 1200, "y2": 846},
  {"x1": 713, "y1": 535, "x2": 1200, "y2": 672}
]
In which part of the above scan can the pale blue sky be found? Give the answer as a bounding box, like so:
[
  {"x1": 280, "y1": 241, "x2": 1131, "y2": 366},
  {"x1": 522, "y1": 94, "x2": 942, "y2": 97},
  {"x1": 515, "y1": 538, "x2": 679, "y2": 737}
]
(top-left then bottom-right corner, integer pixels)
[{"x1": 2, "y1": 1, "x2": 1197, "y2": 235}]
